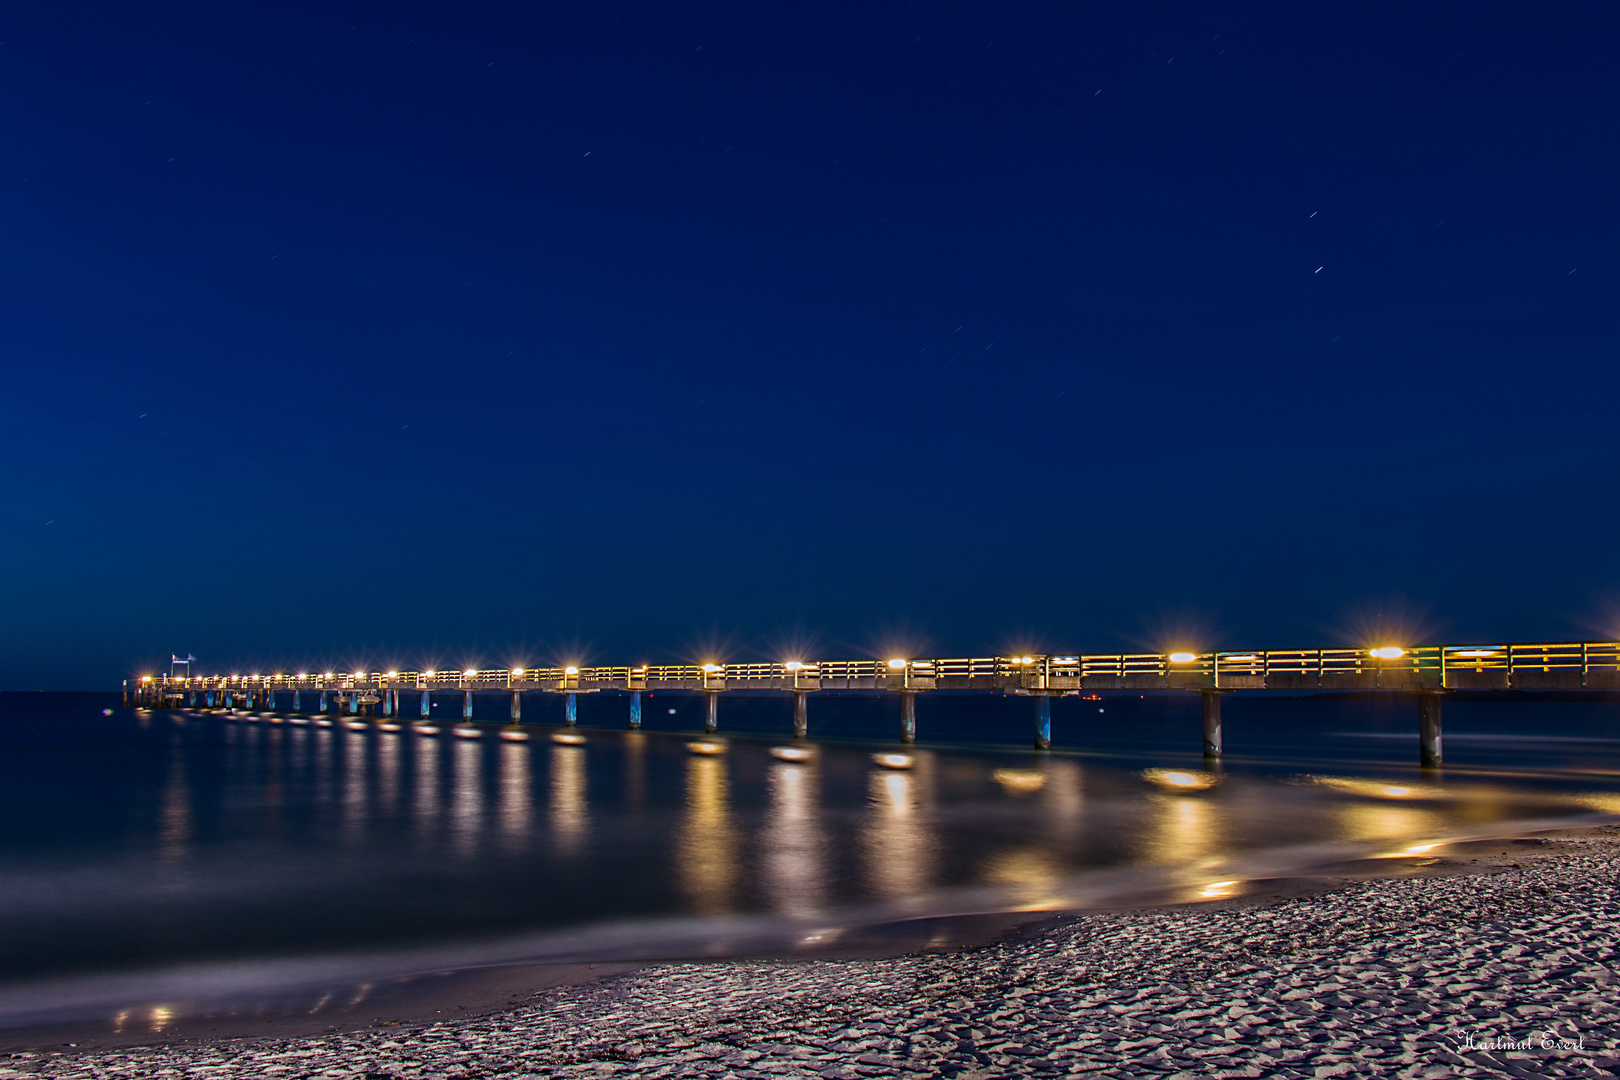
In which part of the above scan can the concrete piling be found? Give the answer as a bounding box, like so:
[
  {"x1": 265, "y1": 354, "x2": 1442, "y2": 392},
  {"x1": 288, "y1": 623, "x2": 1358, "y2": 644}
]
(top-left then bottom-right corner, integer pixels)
[
  {"x1": 705, "y1": 691, "x2": 719, "y2": 734},
  {"x1": 1201, "y1": 690, "x2": 1224, "y2": 757},
  {"x1": 629, "y1": 690, "x2": 642, "y2": 729},
  {"x1": 565, "y1": 692, "x2": 578, "y2": 727},
  {"x1": 510, "y1": 690, "x2": 521, "y2": 721},
  {"x1": 462, "y1": 691, "x2": 473, "y2": 720},
  {"x1": 1419, "y1": 692, "x2": 1443, "y2": 768},
  {"x1": 793, "y1": 691, "x2": 808, "y2": 739},
  {"x1": 420, "y1": 690, "x2": 431, "y2": 718},
  {"x1": 1034, "y1": 695, "x2": 1052, "y2": 750},
  {"x1": 900, "y1": 690, "x2": 917, "y2": 744}
]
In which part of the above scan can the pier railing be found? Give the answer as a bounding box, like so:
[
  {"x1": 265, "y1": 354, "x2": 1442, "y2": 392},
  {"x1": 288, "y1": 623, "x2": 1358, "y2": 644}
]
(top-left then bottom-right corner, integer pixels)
[{"x1": 138, "y1": 641, "x2": 1620, "y2": 697}]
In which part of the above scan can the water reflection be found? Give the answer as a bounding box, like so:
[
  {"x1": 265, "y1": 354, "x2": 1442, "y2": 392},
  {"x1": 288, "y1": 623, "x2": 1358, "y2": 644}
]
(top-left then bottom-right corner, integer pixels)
[
  {"x1": 1338, "y1": 801, "x2": 1445, "y2": 844},
  {"x1": 862, "y1": 761, "x2": 933, "y2": 901},
  {"x1": 549, "y1": 746, "x2": 588, "y2": 854},
  {"x1": 342, "y1": 730, "x2": 368, "y2": 845},
  {"x1": 450, "y1": 737, "x2": 483, "y2": 857},
  {"x1": 1145, "y1": 793, "x2": 1222, "y2": 867},
  {"x1": 1042, "y1": 759, "x2": 1084, "y2": 843},
  {"x1": 677, "y1": 754, "x2": 737, "y2": 913},
  {"x1": 762, "y1": 762, "x2": 826, "y2": 917},
  {"x1": 377, "y1": 733, "x2": 400, "y2": 814},
  {"x1": 415, "y1": 737, "x2": 440, "y2": 841},
  {"x1": 157, "y1": 744, "x2": 191, "y2": 863},
  {"x1": 499, "y1": 743, "x2": 531, "y2": 850}
]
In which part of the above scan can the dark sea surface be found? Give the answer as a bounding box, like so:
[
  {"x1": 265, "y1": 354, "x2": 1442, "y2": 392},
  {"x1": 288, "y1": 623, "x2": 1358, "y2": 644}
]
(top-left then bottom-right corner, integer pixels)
[{"x1": 1, "y1": 690, "x2": 1617, "y2": 1031}]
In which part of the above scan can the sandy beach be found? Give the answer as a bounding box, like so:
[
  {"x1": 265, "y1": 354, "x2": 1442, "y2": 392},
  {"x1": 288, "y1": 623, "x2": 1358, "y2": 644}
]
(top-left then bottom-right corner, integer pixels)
[{"x1": 4, "y1": 827, "x2": 1616, "y2": 1079}]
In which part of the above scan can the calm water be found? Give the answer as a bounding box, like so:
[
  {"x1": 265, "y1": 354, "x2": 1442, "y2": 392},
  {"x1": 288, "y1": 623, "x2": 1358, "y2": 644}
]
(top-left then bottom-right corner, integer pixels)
[{"x1": 1, "y1": 690, "x2": 1617, "y2": 1026}]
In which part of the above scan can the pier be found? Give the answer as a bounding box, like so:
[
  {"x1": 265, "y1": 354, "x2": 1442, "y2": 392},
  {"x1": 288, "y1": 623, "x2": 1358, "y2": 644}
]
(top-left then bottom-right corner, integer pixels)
[{"x1": 127, "y1": 641, "x2": 1620, "y2": 766}]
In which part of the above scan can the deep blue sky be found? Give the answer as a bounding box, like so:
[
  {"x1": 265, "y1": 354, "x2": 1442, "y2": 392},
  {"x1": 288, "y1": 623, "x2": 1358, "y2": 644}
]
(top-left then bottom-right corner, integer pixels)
[{"x1": 2, "y1": 2, "x2": 1617, "y2": 687}]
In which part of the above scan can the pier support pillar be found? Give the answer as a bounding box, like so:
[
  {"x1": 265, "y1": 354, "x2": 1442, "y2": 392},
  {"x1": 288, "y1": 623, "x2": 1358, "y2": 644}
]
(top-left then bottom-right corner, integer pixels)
[
  {"x1": 292, "y1": 690, "x2": 301, "y2": 713},
  {"x1": 629, "y1": 690, "x2": 642, "y2": 729},
  {"x1": 382, "y1": 691, "x2": 393, "y2": 717},
  {"x1": 1034, "y1": 695, "x2": 1052, "y2": 751},
  {"x1": 1201, "y1": 690, "x2": 1225, "y2": 758},
  {"x1": 187, "y1": 690, "x2": 195, "y2": 707},
  {"x1": 205, "y1": 689, "x2": 214, "y2": 708},
  {"x1": 1419, "y1": 692, "x2": 1443, "y2": 768},
  {"x1": 510, "y1": 690, "x2": 521, "y2": 721},
  {"x1": 462, "y1": 691, "x2": 473, "y2": 720},
  {"x1": 348, "y1": 694, "x2": 359, "y2": 715},
  {"x1": 705, "y1": 691, "x2": 719, "y2": 734},
  {"x1": 565, "y1": 692, "x2": 578, "y2": 727},
  {"x1": 420, "y1": 690, "x2": 431, "y2": 718},
  {"x1": 793, "y1": 691, "x2": 808, "y2": 739},
  {"x1": 900, "y1": 690, "x2": 917, "y2": 744},
  {"x1": 319, "y1": 690, "x2": 328, "y2": 714}
]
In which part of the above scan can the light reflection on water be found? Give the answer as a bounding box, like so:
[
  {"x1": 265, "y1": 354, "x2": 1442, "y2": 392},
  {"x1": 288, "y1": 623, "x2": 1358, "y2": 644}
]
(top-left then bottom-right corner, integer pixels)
[
  {"x1": 2, "y1": 693, "x2": 1619, "y2": 1023},
  {"x1": 763, "y1": 762, "x2": 825, "y2": 917},
  {"x1": 678, "y1": 754, "x2": 736, "y2": 914}
]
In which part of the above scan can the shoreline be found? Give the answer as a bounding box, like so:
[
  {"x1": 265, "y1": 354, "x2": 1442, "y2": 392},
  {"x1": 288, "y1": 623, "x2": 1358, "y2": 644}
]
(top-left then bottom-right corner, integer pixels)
[{"x1": 3, "y1": 823, "x2": 1616, "y2": 1077}]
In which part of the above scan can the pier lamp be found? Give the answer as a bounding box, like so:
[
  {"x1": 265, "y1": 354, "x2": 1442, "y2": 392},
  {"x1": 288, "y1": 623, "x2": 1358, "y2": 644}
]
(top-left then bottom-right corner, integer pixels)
[
  {"x1": 565, "y1": 666, "x2": 579, "y2": 675},
  {"x1": 1168, "y1": 652, "x2": 1197, "y2": 664},
  {"x1": 297, "y1": 673, "x2": 307, "y2": 679},
  {"x1": 323, "y1": 672, "x2": 334, "y2": 679},
  {"x1": 386, "y1": 671, "x2": 398, "y2": 678},
  {"x1": 462, "y1": 668, "x2": 477, "y2": 677},
  {"x1": 423, "y1": 670, "x2": 435, "y2": 677},
  {"x1": 887, "y1": 658, "x2": 907, "y2": 669},
  {"x1": 511, "y1": 667, "x2": 524, "y2": 676},
  {"x1": 784, "y1": 661, "x2": 805, "y2": 671},
  {"x1": 141, "y1": 675, "x2": 152, "y2": 683},
  {"x1": 1369, "y1": 647, "x2": 1406, "y2": 660},
  {"x1": 702, "y1": 663, "x2": 722, "y2": 673}
]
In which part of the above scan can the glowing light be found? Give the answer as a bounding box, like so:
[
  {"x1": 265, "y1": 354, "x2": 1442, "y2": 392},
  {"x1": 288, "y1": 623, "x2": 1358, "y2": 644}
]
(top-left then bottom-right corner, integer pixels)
[
  {"x1": 888, "y1": 658, "x2": 907, "y2": 669},
  {"x1": 992, "y1": 768, "x2": 1046, "y2": 793},
  {"x1": 453, "y1": 726, "x2": 482, "y2": 739},
  {"x1": 552, "y1": 731, "x2": 586, "y2": 746},
  {"x1": 1224, "y1": 654, "x2": 1258, "y2": 662},
  {"x1": 1168, "y1": 652, "x2": 1197, "y2": 664},
  {"x1": 501, "y1": 729, "x2": 530, "y2": 742},
  {"x1": 1452, "y1": 649, "x2": 1498, "y2": 658},
  {"x1": 386, "y1": 671, "x2": 398, "y2": 678},
  {"x1": 872, "y1": 753, "x2": 914, "y2": 770},
  {"x1": 463, "y1": 669, "x2": 477, "y2": 677},
  {"x1": 1143, "y1": 768, "x2": 1219, "y2": 792},
  {"x1": 784, "y1": 661, "x2": 805, "y2": 671},
  {"x1": 511, "y1": 667, "x2": 524, "y2": 676},
  {"x1": 1405, "y1": 843, "x2": 1438, "y2": 855},
  {"x1": 687, "y1": 741, "x2": 725, "y2": 755},
  {"x1": 1199, "y1": 880, "x2": 1240, "y2": 900},
  {"x1": 423, "y1": 670, "x2": 435, "y2": 677},
  {"x1": 1020, "y1": 656, "x2": 1034, "y2": 665},
  {"x1": 1384, "y1": 786, "x2": 1412, "y2": 797},
  {"x1": 564, "y1": 666, "x2": 579, "y2": 675},
  {"x1": 702, "y1": 663, "x2": 722, "y2": 673},
  {"x1": 1370, "y1": 647, "x2": 1406, "y2": 660},
  {"x1": 324, "y1": 672, "x2": 335, "y2": 679},
  {"x1": 141, "y1": 675, "x2": 152, "y2": 682},
  {"x1": 770, "y1": 745, "x2": 814, "y2": 762}
]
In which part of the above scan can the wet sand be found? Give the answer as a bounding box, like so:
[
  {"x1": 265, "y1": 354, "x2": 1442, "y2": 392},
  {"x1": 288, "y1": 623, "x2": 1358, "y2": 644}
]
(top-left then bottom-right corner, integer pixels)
[{"x1": 3, "y1": 825, "x2": 1617, "y2": 1077}]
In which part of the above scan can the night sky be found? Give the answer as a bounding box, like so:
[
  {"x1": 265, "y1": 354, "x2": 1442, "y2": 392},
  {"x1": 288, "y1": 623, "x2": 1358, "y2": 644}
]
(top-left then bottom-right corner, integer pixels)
[{"x1": 3, "y1": 2, "x2": 1617, "y2": 688}]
